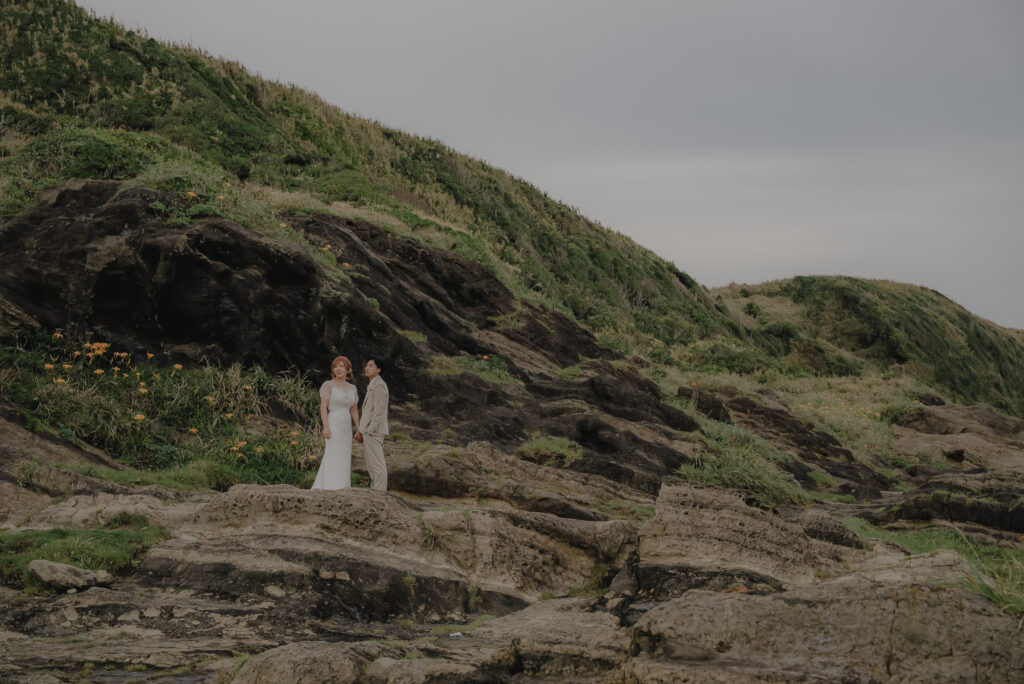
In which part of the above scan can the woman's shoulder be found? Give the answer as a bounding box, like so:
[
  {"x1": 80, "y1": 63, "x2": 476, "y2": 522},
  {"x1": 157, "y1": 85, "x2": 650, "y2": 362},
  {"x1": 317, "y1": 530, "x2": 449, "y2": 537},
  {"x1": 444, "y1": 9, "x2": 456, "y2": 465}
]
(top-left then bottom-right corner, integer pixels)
[{"x1": 319, "y1": 380, "x2": 332, "y2": 397}]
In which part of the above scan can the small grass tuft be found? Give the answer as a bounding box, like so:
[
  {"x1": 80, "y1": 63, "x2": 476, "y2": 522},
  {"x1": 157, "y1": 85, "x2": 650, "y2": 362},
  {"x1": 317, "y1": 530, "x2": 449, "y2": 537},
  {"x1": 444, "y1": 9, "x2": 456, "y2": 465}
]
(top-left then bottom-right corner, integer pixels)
[{"x1": 516, "y1": 434, "x2": 582, "y2": 468}]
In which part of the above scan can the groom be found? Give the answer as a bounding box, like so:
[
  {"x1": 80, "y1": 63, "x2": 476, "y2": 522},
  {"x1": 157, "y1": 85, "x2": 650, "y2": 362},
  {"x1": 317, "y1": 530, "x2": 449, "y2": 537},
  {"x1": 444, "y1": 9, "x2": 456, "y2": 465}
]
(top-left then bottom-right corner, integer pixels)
[{"x1": 355, "y1": 357, "x2": 389, "y2": 492}]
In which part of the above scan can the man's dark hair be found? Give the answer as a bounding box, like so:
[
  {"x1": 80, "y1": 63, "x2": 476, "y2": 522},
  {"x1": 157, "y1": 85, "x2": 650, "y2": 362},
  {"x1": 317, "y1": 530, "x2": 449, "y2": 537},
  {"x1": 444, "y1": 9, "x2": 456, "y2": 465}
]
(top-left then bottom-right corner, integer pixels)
[{"x1": 367, "y1": 357, "x2": 385, "y2": 372}]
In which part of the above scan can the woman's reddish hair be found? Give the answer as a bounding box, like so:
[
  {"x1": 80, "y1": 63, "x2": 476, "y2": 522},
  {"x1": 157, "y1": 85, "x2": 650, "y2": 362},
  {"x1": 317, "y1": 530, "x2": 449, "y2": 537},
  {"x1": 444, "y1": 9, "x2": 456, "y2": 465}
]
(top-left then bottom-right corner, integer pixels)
[{"x1": 331, "y1": 355, "x2": 354, "y2": 381}]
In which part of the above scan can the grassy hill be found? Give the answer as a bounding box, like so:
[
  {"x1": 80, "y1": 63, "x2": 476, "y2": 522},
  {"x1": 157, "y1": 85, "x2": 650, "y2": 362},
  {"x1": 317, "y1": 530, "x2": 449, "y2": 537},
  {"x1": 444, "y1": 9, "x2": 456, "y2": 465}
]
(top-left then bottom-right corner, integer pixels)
[
  {"x1": 2, "y1": 0, "x2": 1024, "y2": 421},
  {"x1": 714, "y1": 277, "x2": 1024, "y2": 416},
  {"x1": 0, "y1": 0, "x2": 737, "y2": 357}
]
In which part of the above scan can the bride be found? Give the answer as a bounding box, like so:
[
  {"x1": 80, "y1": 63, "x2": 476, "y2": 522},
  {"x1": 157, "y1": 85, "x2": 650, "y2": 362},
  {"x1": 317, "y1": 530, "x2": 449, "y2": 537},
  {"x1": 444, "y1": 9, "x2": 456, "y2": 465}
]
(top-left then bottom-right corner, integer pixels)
[{"x1": 311, "y1": 355, "x2": 360, "y2": 490}]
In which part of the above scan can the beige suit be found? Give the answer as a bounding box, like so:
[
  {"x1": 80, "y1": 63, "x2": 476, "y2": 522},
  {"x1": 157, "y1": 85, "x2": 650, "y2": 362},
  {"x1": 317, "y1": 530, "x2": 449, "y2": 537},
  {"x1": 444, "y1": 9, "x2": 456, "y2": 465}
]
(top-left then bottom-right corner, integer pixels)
[{"x1": 359, "y1": 376, "x2": 389, "y2": 491}]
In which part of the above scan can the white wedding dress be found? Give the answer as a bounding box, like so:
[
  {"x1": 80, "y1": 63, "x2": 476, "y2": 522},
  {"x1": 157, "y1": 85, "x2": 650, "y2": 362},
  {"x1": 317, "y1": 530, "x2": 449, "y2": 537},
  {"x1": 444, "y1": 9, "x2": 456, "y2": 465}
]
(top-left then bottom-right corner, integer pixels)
[{"x1": 311, "y1": 380, "x2": 358, "y2": 490}]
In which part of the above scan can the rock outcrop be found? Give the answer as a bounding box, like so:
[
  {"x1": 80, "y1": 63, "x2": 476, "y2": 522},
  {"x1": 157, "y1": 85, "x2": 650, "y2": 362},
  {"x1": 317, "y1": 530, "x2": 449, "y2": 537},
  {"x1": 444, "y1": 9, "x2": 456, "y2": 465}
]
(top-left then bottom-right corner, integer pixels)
[
  {"x1": 26, "y1": 560, "x2": 113, "y2": 591},
  {"x1": 3, "y1": 182, "x2": 1024, "y2": 682}
]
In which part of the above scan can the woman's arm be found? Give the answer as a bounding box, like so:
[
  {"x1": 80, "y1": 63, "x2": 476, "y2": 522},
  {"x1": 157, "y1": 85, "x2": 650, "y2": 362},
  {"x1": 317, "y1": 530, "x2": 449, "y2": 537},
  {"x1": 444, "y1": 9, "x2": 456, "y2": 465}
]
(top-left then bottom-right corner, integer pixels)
[{"x1": 321, "y1": 396, "x2": 331, "y2": 439}]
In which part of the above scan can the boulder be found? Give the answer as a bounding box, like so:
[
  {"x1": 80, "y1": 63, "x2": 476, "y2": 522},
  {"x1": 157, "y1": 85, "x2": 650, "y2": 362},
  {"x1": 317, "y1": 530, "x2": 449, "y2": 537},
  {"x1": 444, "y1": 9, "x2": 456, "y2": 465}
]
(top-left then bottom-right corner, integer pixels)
[
  {"x1": 635, "y1": 483, "x2": 854, "y2": 593},
  {"x1": 233, "y1": 641, "x2": 399, "y2": 684},
  {"x1": 624, "y1": 551, "x2": 1024, "y2": 683},
  {"x1": 26, "y1": 560, "x2": 112, "y2": 591}
]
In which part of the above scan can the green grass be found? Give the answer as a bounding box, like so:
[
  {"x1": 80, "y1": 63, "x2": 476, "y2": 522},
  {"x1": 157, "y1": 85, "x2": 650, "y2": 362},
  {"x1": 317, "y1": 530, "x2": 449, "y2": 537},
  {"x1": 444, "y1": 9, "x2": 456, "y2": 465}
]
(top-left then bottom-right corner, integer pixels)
[
  {"x1": 568, "y1": 562, "x2": 611, "y2": 597},
  {"x1": 516, "y1": 434, "x2": 582, "y2": 467},
  {"x1": 596, "y1": 500, "x2": 656, "y2": 522},
  {"x1": 843, "y1": 517, "x2": 1024, "y2": 621},
  {"x1": 0, "y1": 513, "x2": 166, "y2": 590},
  {"x1": 0, "y1": 329, "x2": 322, "y2": 490},
  {"x1": 428, "y1": 353, "x2": 521, "y2": 386},
  {"x1": 677, "y1": 419, "x2": 812, "y2": 507}
]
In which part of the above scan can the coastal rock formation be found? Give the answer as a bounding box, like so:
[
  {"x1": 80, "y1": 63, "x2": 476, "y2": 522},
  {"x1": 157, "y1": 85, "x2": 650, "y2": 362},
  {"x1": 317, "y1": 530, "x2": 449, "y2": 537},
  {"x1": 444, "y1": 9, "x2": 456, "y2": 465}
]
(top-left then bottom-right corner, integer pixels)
[{"x1": 3, "y1": 182, "x2": 1024, "y2": 682}]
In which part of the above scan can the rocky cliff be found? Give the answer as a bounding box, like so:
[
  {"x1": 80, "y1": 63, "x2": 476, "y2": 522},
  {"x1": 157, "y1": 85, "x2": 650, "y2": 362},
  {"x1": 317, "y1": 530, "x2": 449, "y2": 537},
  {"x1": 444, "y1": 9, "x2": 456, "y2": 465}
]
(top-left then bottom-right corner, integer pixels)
[{"x1": 2, "y1": 182, "x2": 1024, "y2": 682}]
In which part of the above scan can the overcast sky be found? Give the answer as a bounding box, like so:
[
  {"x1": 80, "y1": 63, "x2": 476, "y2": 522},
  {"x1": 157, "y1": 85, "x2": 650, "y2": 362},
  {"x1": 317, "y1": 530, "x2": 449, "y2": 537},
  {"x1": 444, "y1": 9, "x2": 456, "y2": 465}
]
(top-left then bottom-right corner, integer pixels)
[{"x1": 76, "y1": 1, "x2": 1024, "y2": 329}]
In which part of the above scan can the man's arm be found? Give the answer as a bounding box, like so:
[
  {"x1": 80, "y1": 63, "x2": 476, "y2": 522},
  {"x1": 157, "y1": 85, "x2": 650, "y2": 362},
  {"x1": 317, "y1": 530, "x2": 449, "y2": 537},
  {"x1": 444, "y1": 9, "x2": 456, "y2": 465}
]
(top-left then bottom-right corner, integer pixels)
[{"x1": 365, "y1": 384, "x2": 389, "y2": 434}]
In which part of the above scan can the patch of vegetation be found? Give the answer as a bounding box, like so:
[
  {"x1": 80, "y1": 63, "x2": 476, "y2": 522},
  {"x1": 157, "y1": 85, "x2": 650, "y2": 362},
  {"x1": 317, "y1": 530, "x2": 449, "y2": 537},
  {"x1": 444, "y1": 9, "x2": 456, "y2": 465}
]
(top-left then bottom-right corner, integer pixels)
[
  {"x1": 807, "y1": 471, "x2": 836, "y2": 489},
  {"x1": 0, "y1": 514, "x2": 166, "y2": 590},
  {"x1": 397, "y1": 329, "x2": 428, "y2": 344},
  {"x1": 842, "y1": 517, "x2": 1024, "y2": 620},
  {"x1": 551, "y1": 364, "x2": 583, "y2": 381},
  {"x1": 597, "y1": 500, "x2": 656, "y2": 521},
  {"x1": 677, "y1": 420, "x2": 812, "y2": 506},
  {"x1": 515, "y1": 434, "x2": 582, "y2": 468},
  {"x1": 430, "y1": 614, "x2": 495, "y2": 636},
  {"x1": 428, "y1": 353, "x2": 521, "y2": 386},
  {"x1": 0, "y1": 329, "x2": 322, "y2": 490},
  {"x1": 569, "y1": 562, "x2": 612, "y2": 597}
]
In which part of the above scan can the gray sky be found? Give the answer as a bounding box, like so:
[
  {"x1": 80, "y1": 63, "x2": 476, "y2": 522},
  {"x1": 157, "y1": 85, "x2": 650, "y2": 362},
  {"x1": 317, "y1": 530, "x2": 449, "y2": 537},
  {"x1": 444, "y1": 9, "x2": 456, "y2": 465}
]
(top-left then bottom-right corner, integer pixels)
[{"x1": 76, "y1": 1, "x2": 1024, "y2": 329}]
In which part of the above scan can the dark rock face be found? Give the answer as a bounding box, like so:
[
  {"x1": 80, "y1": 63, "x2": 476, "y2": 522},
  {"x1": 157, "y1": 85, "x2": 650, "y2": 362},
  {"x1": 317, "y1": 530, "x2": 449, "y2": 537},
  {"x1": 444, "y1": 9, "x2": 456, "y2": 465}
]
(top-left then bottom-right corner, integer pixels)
[
  {"x1": 0, "y1": 180, "x2": 395, "y2": 378},
  {"x1": 530, "y1": 364, "x2": 699, "y2": 433},
  {"x1": 866, "y1": 489, "x2": 1024, "y2": 533},
  {"x1": 295, "y1": 212, "x2": 614, "y2": 367},
  {"x1": 0, "y1": 180, "x2": 698, "y2": 490}
]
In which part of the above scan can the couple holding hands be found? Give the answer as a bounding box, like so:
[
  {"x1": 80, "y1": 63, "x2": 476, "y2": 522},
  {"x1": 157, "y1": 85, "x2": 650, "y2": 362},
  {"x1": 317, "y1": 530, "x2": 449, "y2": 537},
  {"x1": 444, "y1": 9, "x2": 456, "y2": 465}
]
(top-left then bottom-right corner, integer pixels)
[{"x1": 311, "y1": 356, "x2": 389, "y2": 492}]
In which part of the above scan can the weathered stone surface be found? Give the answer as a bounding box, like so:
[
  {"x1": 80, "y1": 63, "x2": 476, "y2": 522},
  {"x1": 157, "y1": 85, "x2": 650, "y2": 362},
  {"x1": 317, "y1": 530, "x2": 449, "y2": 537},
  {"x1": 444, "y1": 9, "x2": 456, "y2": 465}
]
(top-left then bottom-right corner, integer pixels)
[
  {"x1": 388, "y1": 440, "x2": 654, "y2": 522},
  {"x1": 25, "y1": 560, "x2": 109, "y2": 591},
  {"x1": 15, "y1": 490, "x2": 202, "y2": 532},
  {"x1": 798, "y1": 508, "x2": 867, "y2": 549},
  {"x1": 637, "y1": 482, "x2": 853, "y2": 590},
  {"x1": 185, "y1": 484, "x2": 635, "y2": 599},
  {"x1": 892, "y1": 404, "x2": 1024, "y2": 472},
  {"x1": 233, "y1": 641, "x2": 399, "y2": 684},
  {"x1": 623, "y1": 551, "x2": 1024, "y2": 684}
]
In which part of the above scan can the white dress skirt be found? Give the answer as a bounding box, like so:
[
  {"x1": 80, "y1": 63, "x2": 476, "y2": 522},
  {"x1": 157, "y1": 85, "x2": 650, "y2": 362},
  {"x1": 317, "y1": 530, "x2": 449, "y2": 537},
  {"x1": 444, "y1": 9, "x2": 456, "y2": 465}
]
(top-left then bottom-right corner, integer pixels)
[{"x1": 311, "y1": 381, "x2": 358, "y2": 490}]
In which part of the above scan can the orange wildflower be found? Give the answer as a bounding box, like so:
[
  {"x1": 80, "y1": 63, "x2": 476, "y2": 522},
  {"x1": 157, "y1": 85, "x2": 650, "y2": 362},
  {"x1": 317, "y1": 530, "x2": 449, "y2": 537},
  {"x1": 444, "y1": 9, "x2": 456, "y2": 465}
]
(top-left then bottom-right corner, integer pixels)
[
  {"x1": 44, "y1": 363, "x2": 54, "y2": 369},
  {"x1": 185, "y1": 191, "x2": 197, "y2": 198},
  {"x1": 188, "y1": 427, "x2": 199, "y2": 434},
  {"x1": 94, "y1": 369, "x2": 105, "y2": 375},
  {"x1": 146, "y1": 352, "x2": 154, "y2": 359},
  {"x1": 133, "y1": 414, "x2": 145, "y2": 421},
  {"x1": 139, "y1": 388, "x2": 148, "y2": 394},
  {"x1": 52, "y1": 332, "x2": 63, "y2": 339}
]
